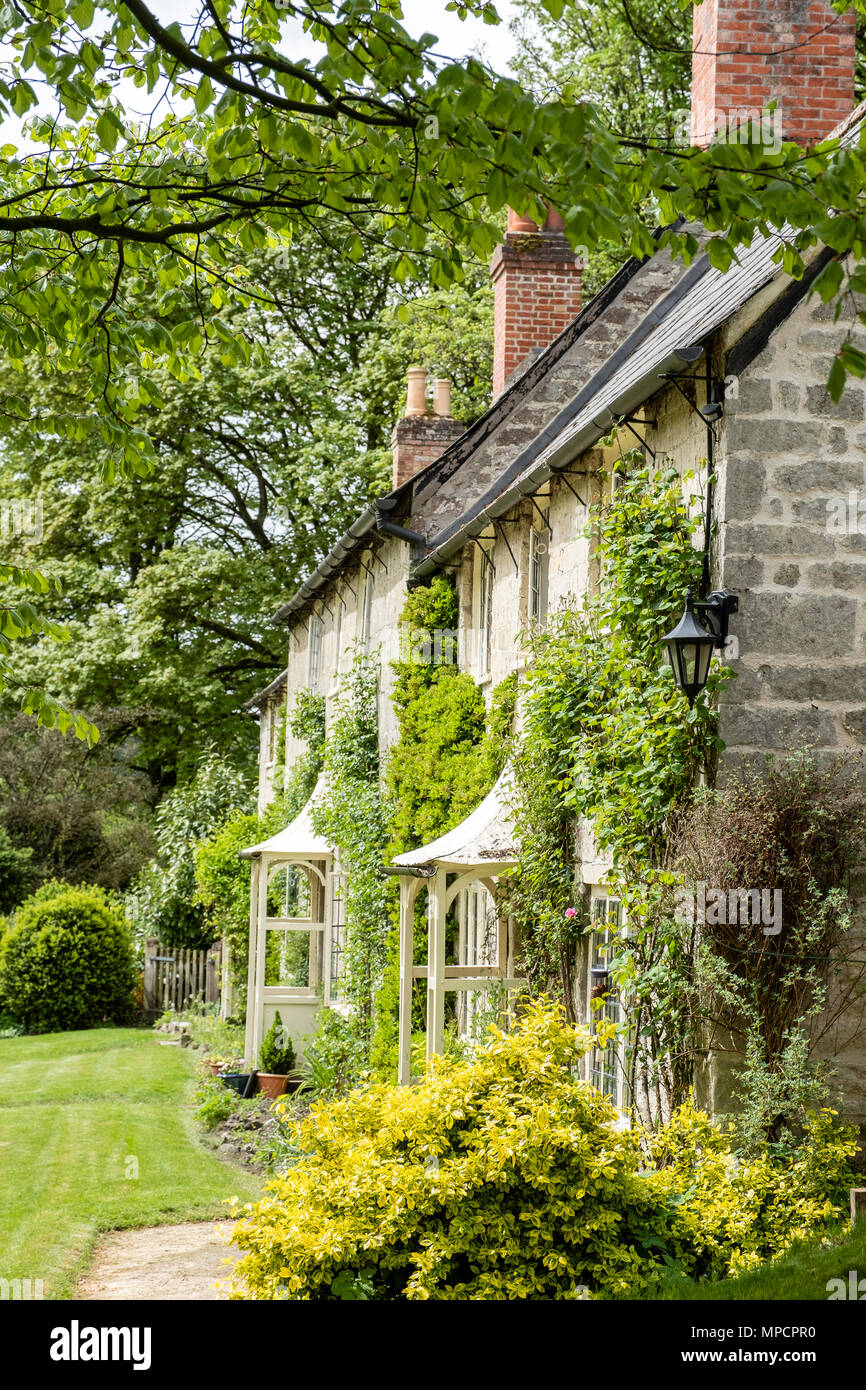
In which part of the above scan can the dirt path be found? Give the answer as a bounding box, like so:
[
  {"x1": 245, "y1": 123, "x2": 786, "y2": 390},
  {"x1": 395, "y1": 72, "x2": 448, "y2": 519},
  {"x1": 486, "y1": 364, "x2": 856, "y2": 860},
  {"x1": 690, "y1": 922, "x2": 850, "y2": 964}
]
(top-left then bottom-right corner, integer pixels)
[{"x1": 76, "y1": 1221, "x2": 241, "y2": 1301}]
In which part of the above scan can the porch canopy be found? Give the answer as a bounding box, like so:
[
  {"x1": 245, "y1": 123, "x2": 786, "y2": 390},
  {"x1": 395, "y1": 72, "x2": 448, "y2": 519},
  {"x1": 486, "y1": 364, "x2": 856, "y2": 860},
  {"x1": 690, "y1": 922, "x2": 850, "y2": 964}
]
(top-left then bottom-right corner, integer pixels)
[
  {"x1": 387, "y1": 767, "x2": 524, "y2": 1084},
  {"x1": 240, "y1": 774, "x2": 334, "y2": 1064}
]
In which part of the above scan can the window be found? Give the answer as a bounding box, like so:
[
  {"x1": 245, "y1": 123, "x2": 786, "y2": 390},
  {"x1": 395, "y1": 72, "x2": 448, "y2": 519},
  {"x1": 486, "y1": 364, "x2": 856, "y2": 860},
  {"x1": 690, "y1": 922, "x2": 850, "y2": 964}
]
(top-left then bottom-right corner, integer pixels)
[
  {"x1": 359, "y1": 564, "x2": 374, "y2": 647},
  {"x1": 529, "y1": 519, "x2": 550, "y2": 625},
  {"x1": 588, "y1": 896, "x2": 628, "y2": 1109},
  {"x1": 334, "y1": 595, "x2": 345, "y2": 675},
  {"x1": 266, "y1": 700, "x2": 278, "y2": 762},
  {"x1": 328, "y1": 870, "x2": 347, "y2": 1004},
  {"x1": 477, "y1": 547, "x2": 494, "y2": 675},
  {"x1": 308, "y1": 614, "x2": 323, "y2": 691},
  {"x1": 262, "y1": 863, "x2": 323, "y2": 994},
  {"x1": 458, "y1": 883, "x2": 496, "y2": 1040}
]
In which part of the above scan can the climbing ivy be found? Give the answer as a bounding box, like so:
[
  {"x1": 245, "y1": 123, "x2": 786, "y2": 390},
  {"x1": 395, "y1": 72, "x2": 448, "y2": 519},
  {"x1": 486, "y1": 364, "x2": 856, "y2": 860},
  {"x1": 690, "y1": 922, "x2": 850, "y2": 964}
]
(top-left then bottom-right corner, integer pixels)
[
  {"x1": 312, "y1": 649, "x2": 391, "y2": 1042},
  {"x1": 506, "y1": 458, "x2": 731, "y2": 1087},
  {"x1": 277, "y1": 688, "x2": 326, "y2": 806},
  {"x1": 369, "y1": 577, "x2": 517, "y2": 1079},
  {"x1": 385, "y1": 576, "x2": 514, "y2": 856}
]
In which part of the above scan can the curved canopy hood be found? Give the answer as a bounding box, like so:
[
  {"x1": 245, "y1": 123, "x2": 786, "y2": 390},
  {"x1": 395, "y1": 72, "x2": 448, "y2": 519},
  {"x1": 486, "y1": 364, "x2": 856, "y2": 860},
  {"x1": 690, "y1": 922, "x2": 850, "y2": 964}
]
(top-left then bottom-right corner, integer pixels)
[
  {"x1": 390, "y1": 766, "x2": 519, "y2": 873},
  {"x1": 240, "y1": 773, "x2": 332, "y2": 861}
]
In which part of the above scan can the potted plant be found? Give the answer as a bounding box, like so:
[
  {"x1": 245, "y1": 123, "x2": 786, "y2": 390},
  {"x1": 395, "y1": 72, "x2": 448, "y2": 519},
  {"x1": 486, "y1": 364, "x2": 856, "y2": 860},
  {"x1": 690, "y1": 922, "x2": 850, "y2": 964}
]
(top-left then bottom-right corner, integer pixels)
[
  {"x1": 219, "y1": 1058, "x2": 253, "y2": 1095},
  {"x1": 257, "y1": 1012, "x2": 296, "y2": 1099}
]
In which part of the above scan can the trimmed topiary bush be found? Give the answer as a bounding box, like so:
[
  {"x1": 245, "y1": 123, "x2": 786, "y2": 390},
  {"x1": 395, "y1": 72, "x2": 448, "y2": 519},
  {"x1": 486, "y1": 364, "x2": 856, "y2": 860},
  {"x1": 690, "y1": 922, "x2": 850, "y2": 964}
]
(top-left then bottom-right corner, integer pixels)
[
  {"x1": 0, "y1": 884, "x2": 136, "y2": 1033},
  {"x1": 259, "y1": 1011, "x2": 295, "y2": 1075}
]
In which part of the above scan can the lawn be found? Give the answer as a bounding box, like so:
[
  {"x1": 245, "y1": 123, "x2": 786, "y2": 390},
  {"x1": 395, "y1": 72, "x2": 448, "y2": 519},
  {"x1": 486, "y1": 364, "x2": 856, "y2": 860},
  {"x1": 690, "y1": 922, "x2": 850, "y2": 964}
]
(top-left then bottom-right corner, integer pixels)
[
  {"x1": 645, "y1": 1223, "x2": 866, "y2": 1301},
  {"x1": 0, "y1": 1027, "x2": 261, "y2": 1298}
]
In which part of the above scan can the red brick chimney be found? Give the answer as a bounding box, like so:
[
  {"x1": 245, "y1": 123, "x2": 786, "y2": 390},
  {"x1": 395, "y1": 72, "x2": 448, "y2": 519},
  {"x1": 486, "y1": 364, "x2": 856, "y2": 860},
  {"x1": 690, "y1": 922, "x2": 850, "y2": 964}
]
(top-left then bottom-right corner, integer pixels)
[
  {"x1": 391, "y1": 367, "x2": 463, "y2": 490},
  {"x1": 490, "y1": 208, "x2": 582, "y2": 398},
  {"x1": 691, "y1": 0, "x2": 855, "y2": 148}
]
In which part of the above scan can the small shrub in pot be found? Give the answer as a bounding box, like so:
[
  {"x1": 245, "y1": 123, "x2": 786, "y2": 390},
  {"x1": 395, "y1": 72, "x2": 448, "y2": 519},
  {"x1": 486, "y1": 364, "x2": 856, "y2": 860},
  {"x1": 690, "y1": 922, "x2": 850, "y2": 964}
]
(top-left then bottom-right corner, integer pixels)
[{"x1": 258, "y1": 1012, "x2": 296, "y2": 1097}]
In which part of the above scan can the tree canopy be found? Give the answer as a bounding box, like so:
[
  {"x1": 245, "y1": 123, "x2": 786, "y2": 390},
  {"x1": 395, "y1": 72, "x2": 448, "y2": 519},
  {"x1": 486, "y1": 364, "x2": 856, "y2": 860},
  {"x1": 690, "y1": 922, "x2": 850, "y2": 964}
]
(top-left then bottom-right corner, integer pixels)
[{"x1": 2, "y1": 0, "x2": 866, "y2": 738}]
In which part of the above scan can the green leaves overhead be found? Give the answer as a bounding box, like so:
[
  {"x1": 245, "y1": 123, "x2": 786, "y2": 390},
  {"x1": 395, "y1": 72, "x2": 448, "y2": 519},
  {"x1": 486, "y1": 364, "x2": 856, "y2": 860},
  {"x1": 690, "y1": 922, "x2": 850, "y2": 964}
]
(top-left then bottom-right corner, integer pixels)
[{"x1": 0, "y1": 0, "x2": 862, "y2": 464}]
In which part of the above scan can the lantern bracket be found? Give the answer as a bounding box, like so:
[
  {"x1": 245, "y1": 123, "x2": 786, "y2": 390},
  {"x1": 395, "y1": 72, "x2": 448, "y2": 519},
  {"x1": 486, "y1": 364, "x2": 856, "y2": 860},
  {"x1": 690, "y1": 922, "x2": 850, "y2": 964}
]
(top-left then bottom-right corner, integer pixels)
[{"x1": 694, "y1": 590, "x2": 738, "y2": 647}]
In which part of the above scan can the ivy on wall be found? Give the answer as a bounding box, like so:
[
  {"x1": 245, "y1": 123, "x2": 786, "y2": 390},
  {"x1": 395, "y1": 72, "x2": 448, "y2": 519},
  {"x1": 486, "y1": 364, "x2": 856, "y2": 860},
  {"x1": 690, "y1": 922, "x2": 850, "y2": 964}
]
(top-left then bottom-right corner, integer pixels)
[
  {"x1": 386, "y1": 576, "x2": 516, "y2": 856},
  {"x1": 505, "y1": 458, "x2": 730, "y2": 1103},
  {"x1": 311, "y1": 649, "x2": 391, "y2": 1042},
  {"x1": 304, "y1": 578, "x2": 518, "y2": 1081},
  {"x1": 278, "y1": 688, "x2": 326, "y2": 806},
  {"x1": 367, "y1": 579, "x2": 517, "y2": 1078}
]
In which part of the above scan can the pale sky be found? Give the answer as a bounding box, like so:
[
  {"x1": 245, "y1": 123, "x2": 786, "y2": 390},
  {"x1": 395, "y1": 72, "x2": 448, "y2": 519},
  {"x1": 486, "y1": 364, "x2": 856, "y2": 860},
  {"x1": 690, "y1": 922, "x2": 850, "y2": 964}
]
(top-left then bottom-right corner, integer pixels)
[{"x1": 0, "y1": 1, "x2": 521, "y2": 145}]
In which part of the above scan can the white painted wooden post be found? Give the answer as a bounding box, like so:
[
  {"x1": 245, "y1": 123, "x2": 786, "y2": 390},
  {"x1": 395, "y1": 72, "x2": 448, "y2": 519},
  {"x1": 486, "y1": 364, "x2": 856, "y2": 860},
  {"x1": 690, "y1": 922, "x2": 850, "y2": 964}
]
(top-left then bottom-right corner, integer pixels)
[
  {"x1": 244, "y1": 859, "x2": 260, "y2": 1063},
  {"x1": 322, "y1": 863, "x2": 334, "y2": 1006},
  {"x1": 398, "y1": 876, "x2": 420, "y2": 1085},
  {"x1": 252, "y1": 855, "x2": 271, "y2": 1063},
  {"x1": 220, "y1": 937, "x2": 232, "y2": 1021},
  {"x1": 427, "y1": 867, "x2": 447, "y2": 1063}
]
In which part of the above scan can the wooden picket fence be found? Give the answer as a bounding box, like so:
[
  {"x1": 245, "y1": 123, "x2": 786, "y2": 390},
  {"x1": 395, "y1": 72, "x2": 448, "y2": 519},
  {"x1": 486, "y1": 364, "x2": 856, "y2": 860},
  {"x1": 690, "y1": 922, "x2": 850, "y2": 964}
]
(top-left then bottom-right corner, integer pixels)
[{"x1": 143, "y1": 937, "x2": 222, "y2": 1016}]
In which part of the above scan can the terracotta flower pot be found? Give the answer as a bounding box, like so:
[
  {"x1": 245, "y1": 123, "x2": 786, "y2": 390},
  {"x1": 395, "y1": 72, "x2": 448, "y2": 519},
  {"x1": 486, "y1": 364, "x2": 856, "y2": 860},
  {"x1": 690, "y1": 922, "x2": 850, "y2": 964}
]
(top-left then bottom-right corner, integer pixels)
[
  {"x1": 257, "y1": 1072, "x2": 289, "y2": 1099},
  {"x1": 208, "y1": 1062, "x2": 223, "y2": 1078}
]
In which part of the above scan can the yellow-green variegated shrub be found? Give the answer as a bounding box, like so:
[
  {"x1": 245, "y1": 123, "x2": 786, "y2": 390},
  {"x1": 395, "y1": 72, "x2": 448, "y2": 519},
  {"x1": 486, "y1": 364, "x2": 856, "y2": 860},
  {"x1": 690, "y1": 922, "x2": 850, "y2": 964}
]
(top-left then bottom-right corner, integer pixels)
[
  {"x1": 646, "y1": 1101, "x2": 859, "y2": 1281},
  {"x1": 228, "y1": 1002, "x2": 679, "y2": 1301},
  {"x1": 227, "y1": 1003, "x2": 858, "y2": 1300}
]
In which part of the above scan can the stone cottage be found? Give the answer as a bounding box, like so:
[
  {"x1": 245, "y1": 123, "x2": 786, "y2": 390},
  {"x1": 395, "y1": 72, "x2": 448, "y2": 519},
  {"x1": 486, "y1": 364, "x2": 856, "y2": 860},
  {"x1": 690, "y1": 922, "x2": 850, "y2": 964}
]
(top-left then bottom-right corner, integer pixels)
[{"x1": 242, "y1": 0, "x2": 866, "y2": 1134}]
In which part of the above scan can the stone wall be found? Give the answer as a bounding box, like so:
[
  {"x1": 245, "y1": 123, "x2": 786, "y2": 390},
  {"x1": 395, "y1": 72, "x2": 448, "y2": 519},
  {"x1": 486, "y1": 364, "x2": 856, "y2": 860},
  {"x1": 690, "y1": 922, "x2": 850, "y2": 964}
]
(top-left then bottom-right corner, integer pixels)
[
  {"x1": 281, "y1": 533, "x2": 411, "y2": 777},
  {"x1": 717, "y1": 290, "x2": 866, "y2": 768},
  {"x1": 714, "y1": 281, "x2": 866, "y2": 1132}
]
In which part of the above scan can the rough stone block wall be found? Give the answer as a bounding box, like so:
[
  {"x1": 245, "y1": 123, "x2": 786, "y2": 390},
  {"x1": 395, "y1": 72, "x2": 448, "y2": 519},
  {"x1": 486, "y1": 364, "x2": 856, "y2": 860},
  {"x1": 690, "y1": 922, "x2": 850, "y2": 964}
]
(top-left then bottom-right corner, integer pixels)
[
  {"x1": 717, "y1": 293, "x2": 866, "y2": 768},
  {"x1": 716, "y1": 286, "x2": 866, "y2": 1131}
]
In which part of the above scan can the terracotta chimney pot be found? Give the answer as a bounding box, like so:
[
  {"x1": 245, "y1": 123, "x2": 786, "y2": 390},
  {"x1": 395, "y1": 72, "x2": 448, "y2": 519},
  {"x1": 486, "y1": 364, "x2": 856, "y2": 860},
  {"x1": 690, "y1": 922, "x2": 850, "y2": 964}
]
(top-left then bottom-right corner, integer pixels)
[
  {"x1": 433, "y1": 378, "x2": 452, "y2": 418},
  {"x1": 404, "y1": 365, "x2": 428, "y2": 417}
]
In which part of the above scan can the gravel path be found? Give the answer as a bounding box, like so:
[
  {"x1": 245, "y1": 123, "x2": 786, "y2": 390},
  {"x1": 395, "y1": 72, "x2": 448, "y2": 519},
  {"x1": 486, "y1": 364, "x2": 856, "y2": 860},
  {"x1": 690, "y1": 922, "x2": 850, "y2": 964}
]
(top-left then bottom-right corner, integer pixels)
[{"x1": 76, "y1": 1221, "x2": 240, "y2": 1301}]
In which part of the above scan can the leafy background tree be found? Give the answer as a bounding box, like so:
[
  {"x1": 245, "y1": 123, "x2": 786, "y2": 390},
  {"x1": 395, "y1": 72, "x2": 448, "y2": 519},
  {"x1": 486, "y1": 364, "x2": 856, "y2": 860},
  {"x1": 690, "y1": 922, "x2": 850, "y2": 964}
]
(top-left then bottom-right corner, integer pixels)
[{"x1": 0, "y1": 233, "x2": 492, "y2": 899}]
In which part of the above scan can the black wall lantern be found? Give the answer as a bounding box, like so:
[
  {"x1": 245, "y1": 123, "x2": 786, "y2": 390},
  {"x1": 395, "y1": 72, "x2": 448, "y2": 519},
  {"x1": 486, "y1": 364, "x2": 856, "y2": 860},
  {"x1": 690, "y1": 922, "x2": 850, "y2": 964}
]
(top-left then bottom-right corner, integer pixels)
[{"x1": 661, "y1": 588, "x2": 738, "y2": 707}]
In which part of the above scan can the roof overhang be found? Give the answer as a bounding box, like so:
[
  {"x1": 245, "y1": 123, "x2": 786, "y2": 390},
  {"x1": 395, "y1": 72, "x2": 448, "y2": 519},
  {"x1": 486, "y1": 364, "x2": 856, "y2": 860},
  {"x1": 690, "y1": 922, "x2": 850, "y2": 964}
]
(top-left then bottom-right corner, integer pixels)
[{"x1": 243, "y1": 667, "x2": 289, "y2": 711}]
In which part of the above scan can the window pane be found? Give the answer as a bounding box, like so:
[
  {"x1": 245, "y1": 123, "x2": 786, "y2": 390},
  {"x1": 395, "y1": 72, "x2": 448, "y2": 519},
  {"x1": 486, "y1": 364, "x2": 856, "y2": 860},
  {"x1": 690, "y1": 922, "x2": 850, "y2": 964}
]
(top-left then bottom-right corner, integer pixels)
[
  {"x1": 589, "y1": 899, "x2": 623, "y2": 1103},
  {"x1": 264, "y1": 929, "x2": 310, "y2": 987},
  {"x1": 267, "y1": 865, "x2": 311, "y2": 918},
  {"x1": 329, "y1": 872, "x2": 347, "y2": 1003}
]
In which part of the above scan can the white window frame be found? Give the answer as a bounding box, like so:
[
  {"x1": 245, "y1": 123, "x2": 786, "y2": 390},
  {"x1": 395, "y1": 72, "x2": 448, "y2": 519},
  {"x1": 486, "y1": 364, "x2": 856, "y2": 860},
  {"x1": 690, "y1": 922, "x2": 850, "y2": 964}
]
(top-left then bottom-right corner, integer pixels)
[
  {"x1": 334, "y1": 593, "x2": 345, "y2": 675},
  {"x1": 477, "y1": 546, "x2": 494, "y2": 676},
  {"x1": 359, "y1": 563, "x2": 374, "y2": 647},
  {"x1": 328, "y1": 869, "x2": 348, "y2": 1006},
  {"x1": 587, "y1": 894, "x2": 629, "y2": 1111},
  {"x1": 457, "y1": 882, "x2": 497, "y2": 1040},
  {"x1": 528, "y1": 517, "x2": 550, "y2": 626},
  {"x1": 308, "y1": 613, "x2": 323, "y2": 691},
  {"x1": 266, "y1": 700, "x2": 278, "y2": 762}
]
